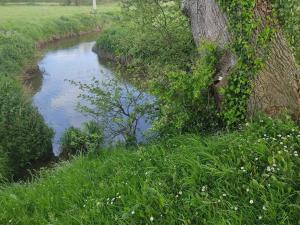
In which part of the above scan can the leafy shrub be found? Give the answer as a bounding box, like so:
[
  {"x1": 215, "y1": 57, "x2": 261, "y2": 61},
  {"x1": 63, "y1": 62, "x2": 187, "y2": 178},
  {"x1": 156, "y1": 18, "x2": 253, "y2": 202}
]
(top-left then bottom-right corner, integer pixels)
[
  {"x1": 0, "y1": 76, "x2": 54, "y2": 180},
  {"x1": 151, "y1": 42, "x2": 222, "y2": 135},
  {"x1": 61, "y1": 121, "x2": 104, "y2": 158},
  {"x1": 96, "y1": 1, "x2": 196, "y2": 70},
  {"x1": 71, "y1": 78, "x2": 153, "y2": 146}
]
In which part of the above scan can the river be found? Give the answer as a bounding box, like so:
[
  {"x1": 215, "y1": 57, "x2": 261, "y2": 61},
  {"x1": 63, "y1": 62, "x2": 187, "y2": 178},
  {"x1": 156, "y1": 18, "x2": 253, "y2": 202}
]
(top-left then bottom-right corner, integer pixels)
[{"x1": 24, "y1": 34, "x2": 151, "y2": 156}]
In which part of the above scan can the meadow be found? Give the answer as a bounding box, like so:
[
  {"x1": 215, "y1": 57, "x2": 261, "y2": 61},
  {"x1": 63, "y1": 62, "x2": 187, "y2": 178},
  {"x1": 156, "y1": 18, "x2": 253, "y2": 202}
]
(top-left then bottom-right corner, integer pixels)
[
  {"x1": 0, "y1": 4, "x2": 119, "y2": 23},
  {"x1": 0, "y1": 4, "x2": 120, "y2": 42}
]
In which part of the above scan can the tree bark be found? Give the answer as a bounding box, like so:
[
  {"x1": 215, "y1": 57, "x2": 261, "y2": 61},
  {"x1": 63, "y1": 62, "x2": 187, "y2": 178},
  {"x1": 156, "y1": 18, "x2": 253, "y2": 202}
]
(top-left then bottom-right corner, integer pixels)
[{"x1": 182, "y1": 0, "x2": 300, "y2": 118}]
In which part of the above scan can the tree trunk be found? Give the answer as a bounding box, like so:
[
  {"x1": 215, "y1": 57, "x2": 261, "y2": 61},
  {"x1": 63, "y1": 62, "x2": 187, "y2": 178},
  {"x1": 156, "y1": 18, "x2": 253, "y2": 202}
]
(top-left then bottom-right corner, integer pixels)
[{"x1": 182, "y1": 0, "x2": 300, "y2": 118}]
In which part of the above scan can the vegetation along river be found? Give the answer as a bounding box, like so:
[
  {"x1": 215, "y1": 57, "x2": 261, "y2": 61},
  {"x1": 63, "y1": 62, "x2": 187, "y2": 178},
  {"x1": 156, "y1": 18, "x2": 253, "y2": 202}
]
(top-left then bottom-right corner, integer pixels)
[{"x1": 24, "y1": 35, "x2": 151, "y2": 156}]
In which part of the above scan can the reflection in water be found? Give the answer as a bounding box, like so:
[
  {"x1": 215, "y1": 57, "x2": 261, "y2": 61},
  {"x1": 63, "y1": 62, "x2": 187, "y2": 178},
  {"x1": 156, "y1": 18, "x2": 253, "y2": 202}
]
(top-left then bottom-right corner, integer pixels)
[
  {"x1": 22, "y1": 67, "x2": 44, "y2": 96},
  {"x1": 26, "y1": 39, "x2": 151, "y2": 156}
]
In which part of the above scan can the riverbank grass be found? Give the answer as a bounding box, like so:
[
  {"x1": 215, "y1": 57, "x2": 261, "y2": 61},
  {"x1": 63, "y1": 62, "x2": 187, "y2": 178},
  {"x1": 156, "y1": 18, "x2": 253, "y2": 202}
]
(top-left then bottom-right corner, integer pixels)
[
  {"x1": 0, "y1": 4, "x2": 120, "y2": 22},
  {"x1": 0, "y1": 118, "x2": 299, "y2": 224},
  {"x1": 0, "y1": 4, "x2": 120, "y2": 42}
]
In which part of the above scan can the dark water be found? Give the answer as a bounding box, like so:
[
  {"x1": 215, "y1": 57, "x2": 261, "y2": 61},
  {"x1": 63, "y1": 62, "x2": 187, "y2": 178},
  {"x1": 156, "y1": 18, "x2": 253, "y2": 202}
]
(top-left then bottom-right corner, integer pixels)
[{"x1": 25, "y1": 36, "x2": 151, "y2": 156}]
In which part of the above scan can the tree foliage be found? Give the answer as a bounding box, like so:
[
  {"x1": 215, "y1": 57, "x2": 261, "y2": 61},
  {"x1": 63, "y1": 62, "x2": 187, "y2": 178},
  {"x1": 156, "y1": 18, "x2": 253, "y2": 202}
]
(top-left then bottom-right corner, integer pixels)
[
  {"x1": 71, "y1": 78, "x2": 153, "y2": 145},
  {"x1": 151, "y1": 42, "x2": 222, "y2": 135}
]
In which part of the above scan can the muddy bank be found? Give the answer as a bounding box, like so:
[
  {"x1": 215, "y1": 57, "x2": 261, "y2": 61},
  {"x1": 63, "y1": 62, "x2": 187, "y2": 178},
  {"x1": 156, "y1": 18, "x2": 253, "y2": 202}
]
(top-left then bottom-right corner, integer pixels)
[{"x1": 92, "y1": 45, "x2": 132, "y2": 66}]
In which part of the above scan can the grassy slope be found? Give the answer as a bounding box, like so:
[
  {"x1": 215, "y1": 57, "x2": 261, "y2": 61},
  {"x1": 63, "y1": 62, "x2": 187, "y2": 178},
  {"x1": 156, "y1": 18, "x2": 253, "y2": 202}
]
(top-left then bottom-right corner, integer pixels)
[
  {"x1": 0, "y1": 4, "x2": 119, "y2": 43},
  {"x1": 0, "y1": 118, "x2": 299, "y2": 225}
]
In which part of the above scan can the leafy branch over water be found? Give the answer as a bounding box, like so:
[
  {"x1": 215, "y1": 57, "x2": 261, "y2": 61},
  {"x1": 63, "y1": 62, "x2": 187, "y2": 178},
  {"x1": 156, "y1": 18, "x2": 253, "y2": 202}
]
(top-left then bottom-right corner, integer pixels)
[{"x1": 69, "y1": 77, "x2": 154, "y2": 146}]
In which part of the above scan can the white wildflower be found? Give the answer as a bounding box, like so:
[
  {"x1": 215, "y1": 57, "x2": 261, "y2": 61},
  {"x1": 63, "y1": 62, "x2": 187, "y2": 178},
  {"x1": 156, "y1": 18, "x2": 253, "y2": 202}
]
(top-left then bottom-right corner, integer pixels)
[
  {"x1": 201, "y1": 185, "x2": 208, "y2": 192},
  {"x1": 150, "y1": 216, "x2": 154, "y2": 222},
  {"x1": 249, "y1": 199, "x2": 254, "y2": 204},
  {"x1": 131, "y1": 211, "x2": 135, "y2": 215}
]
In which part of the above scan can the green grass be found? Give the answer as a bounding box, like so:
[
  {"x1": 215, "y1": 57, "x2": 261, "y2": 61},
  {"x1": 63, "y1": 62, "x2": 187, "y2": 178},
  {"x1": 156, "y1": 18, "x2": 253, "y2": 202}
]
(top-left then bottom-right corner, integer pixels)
[
  {"x1": 0, "y1": 118, "x2": 299, "y2": 224},
  {"x1": 0, "y1": 4, "x2": 120, "y2": 42},
  {"x1": 0, "y1": 4, "x2": 119, "y2": 22}
]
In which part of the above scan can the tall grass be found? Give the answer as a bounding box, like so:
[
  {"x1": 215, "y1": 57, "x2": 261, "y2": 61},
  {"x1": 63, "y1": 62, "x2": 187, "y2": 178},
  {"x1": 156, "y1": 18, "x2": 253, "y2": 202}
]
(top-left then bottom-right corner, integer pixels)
[{"x1": 0, "y1": 117, "x2": 299, "y2": 224}]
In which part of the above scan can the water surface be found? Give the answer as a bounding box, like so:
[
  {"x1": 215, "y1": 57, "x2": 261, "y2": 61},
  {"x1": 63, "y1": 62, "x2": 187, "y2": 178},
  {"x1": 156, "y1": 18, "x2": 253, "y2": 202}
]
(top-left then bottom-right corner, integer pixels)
[{"x1": 25, "y1": 36, "x2": 150, "y2": 155}]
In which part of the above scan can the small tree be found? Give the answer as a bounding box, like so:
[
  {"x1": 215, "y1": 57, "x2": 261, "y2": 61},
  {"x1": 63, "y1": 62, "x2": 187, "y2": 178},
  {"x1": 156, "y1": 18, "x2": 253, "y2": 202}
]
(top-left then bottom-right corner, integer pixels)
[{"x1": 71, "y1": 78, "x2": 153, "y2": 146}]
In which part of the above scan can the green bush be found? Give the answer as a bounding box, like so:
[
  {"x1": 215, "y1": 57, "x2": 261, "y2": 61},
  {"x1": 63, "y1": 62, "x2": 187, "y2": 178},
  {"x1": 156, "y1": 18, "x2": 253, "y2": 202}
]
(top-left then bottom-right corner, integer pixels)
[
  {"x1": 151, "y1": 42, "x2": 222, "y2": 135},
  {"x1": 96, "y1": 2, "x2": 196, "y2": 70},
  {"x1": 61, "y1": 121, "x2": 104, "y2": 158},
  {"x1": 0, "y1": 76, "x2": 54, "y2": 179}
]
